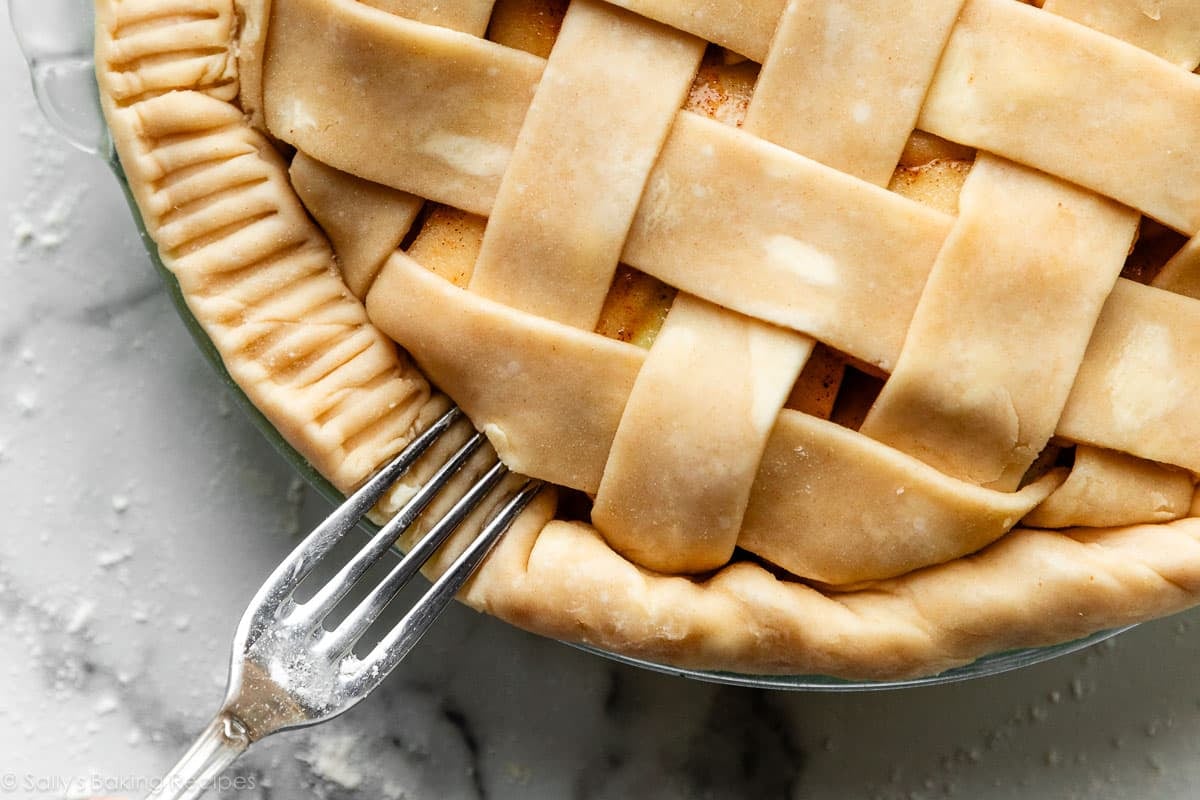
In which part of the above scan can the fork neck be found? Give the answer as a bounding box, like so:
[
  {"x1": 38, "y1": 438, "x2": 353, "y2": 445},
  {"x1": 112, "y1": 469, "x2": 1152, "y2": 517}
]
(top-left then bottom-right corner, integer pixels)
[
  {"x1": 223, "y1": 657, "x2": 320, "y2": 740},
  {"x1": 143, "y1": 712, "x2": 250, "y2": 800}
]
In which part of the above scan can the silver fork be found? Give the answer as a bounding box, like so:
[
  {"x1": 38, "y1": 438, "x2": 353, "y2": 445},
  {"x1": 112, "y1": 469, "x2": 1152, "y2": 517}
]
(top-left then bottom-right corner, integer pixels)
[{"x1": 144, "y1": 406, "x2": 543, "y2": 800}]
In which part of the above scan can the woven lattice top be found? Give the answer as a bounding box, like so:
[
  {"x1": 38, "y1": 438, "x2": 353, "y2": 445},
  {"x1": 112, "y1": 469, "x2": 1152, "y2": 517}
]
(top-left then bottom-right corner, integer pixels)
[{"x1": 94, "y1": 0, "x2": 1200, "y2": 677}]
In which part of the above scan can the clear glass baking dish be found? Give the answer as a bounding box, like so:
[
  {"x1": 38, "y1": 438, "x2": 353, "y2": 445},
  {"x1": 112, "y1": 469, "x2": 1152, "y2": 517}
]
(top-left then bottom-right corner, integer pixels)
[{"x1": 9, "y1": 0, "x2": 1126, "y2": 690}]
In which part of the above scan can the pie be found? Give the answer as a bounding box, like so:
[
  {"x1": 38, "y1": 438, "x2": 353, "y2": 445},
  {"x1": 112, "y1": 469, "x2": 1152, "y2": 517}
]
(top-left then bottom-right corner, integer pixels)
[{"x1": 93, "y1": 0, "x2": 1200, "y2": 679}]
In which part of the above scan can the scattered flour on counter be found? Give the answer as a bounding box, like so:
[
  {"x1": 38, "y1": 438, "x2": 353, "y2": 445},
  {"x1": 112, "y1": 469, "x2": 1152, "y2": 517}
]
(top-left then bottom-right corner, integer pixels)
[
  {"x1": 65, "y1": 598, "x2": 97, "y2": 634},
  {"x1": 382, "y1": 780, "x2": 410, "y2": 800},
  {"x1": 299, "y1": 730, "x2": 367, "y2": 790},
  {"x1": 96, "y1": 548, "x2": 133, "y2": 569},
  {"x1": 215, "y1": 389, "x2": 233, "y2": 418},
  {"x1": 9, "y1": 116, "x2": 88, "y2": 261},
  {"x1": 93, "y1": 693, "x2": 119, "y2": 716},
  {"x1": 504, "y1": 762, "x2": 533, "y2": 785},
  {"x1": 12, "y1": 215, "x2": 33, "y2": 245},
  {"x1": 8, "y1": 185, "x2": 87, "y2": 258},
  {"x1": 15, "y1": 387, "x2": 38, "y2": 416}
]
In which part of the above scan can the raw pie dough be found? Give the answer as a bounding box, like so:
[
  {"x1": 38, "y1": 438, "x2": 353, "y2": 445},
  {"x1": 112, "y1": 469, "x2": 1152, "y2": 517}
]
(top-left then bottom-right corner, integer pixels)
[{"x1": 94, "y1": 0, "x2": 1200, "y2": 678}]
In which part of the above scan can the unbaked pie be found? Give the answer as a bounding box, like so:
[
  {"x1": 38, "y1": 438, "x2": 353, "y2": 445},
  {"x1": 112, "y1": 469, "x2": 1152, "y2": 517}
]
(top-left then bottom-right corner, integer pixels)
[{"x1": 94, "y1": 0, "x2": 1200, "y2": 678}]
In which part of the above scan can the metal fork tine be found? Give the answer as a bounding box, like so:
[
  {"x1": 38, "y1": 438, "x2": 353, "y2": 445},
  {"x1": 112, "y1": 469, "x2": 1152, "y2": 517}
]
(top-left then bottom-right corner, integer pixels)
[
  {"x1": 347, "y1": 478, "x2": 544, "y2": 696},
  {"x1": 293, "y1": 431, "x2": 488, "y2": 627},
  {"x1": 317, "y1": 459, "x2": 510, "y2": 659},
  {"x1": 241, "y1": 407, "x2": 462, "y2": 634}
]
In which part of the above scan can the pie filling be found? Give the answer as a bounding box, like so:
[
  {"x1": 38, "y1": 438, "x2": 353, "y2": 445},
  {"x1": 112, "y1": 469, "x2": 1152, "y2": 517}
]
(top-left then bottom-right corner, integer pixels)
[{"x1": 93, "y1": 0, "x2": 1200, "y2": 677}]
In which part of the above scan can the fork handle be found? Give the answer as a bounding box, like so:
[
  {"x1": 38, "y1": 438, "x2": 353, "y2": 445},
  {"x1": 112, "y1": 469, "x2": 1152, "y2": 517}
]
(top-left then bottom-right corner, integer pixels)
[{"x1": 144, "y1": 713, "x2": 250, "y2": 800}]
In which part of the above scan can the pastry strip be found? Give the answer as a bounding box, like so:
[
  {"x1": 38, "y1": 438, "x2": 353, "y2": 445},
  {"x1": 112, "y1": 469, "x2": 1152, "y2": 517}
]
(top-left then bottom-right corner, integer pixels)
[
  {"x1": 592, "y1": 296, "x2": 810, "y2": 573},
  {"x1": 920, "y1": 0, "x2": 1200, "y2": 234},
  {"x1": 469, "y1": 0, "x2": 704, "y2": 329},
  {"x1": 603, "y1": 0, "x2": 785, "y2": 61},
  {"x1": 290, "y1": 153, "x2": 424, "y2": 299},
  {"x1": 739, "y1": 412, "x2": 1063, "y2": 585},
  {"x1": 1057, "y1": 280, "x2": 1200, "y2": 474},
  {"x1": 1043, "y1": 0, "x2": 1200, "y2": 70},
  {"x1": 262, "y1": 0, "x2": 544, "y2": 215},
  {"x1": 861, "y1": 157, "x2": 1136, "y2": 490},
  {"x1": 624, "y1": 112, "x2": 952, "y2": 373},
  {"x1": 1024, "y1": 447, "x2": 1194, "y2": 530},
  {"x1": 359, "y1": 0, "x2": 497, "y2": 36},
  {"x1": 745, "y1": 0, "x2": 965, "y2": 186}
]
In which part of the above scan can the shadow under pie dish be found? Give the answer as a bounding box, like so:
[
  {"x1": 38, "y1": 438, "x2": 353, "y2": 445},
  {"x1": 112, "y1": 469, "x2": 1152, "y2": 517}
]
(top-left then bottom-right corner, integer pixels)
[{"x1": 91, "y1": 0, "x2": 1200, "y2": 682}]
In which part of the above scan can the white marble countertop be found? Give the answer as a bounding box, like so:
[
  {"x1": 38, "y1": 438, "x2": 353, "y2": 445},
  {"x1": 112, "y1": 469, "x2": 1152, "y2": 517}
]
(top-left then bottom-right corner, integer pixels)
[{"x1": 4, "y1": 15, "x2": 1200, "y2": 800}]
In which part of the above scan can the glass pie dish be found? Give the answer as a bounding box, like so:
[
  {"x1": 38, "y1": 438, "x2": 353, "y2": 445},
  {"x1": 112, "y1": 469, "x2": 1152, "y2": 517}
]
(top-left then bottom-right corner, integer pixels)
[{"x1": 10, "y1": 0, "x2": 1134, "y2": 691}]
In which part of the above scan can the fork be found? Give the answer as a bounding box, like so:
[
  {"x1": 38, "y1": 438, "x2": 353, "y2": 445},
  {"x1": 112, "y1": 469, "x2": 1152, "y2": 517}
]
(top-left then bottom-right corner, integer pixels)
[{"x1": 143, "y1": 406, "x2": 543, "y2": 800}]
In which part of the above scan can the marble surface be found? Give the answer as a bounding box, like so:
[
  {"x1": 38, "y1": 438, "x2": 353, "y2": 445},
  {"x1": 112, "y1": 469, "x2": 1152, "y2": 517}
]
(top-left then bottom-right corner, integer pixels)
[{"x1": 5, "y1": 15, "x2": 1200, "y2": 800}]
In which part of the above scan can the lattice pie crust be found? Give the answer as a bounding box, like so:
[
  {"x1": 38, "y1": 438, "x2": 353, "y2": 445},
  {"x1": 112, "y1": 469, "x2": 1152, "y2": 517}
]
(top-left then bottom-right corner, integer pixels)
[{"x1": 95, "y1": 0, "x2": 1200, "y2": 678}]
